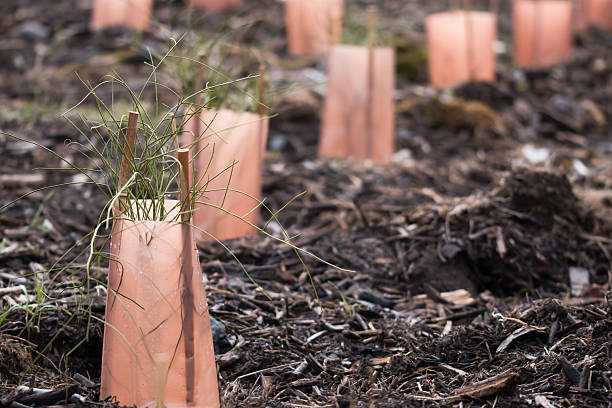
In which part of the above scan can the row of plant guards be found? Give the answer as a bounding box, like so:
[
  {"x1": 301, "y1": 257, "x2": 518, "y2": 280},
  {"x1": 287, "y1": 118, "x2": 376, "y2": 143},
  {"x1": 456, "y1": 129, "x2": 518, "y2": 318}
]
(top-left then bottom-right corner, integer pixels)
[
  {"x1": 87, "y1": 0, "x2": 597, "y2": 166},
  {"x1": 427, "y1": 0, "x2": 610, "y2": 89},
  {"x1": 89, "y1": 0, "x2": 612, "y2": 85},
  {"x1": 91, "y1": 0, "x2": 244, "y2": 30}
]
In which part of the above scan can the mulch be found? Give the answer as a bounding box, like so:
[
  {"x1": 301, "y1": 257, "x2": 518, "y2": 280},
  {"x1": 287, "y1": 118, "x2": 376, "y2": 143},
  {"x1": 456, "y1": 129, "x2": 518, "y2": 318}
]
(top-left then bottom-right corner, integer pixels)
[{"x1": 1, "y1": 0, "x2": 612, "y2": 407}]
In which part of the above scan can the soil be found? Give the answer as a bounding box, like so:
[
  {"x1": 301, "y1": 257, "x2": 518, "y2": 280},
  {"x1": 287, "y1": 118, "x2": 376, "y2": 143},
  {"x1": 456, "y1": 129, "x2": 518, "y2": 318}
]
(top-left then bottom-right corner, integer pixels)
[{"x1": 1, "y1": 0, "x2": 612, "y2": 407}]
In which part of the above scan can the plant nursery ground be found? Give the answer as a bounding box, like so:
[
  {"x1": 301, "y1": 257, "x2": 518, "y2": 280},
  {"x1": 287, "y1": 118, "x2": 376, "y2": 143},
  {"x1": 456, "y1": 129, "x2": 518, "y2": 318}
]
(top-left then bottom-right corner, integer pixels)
[{"x1": 1, "y1": 0, "x2": 612, "y2": 407}]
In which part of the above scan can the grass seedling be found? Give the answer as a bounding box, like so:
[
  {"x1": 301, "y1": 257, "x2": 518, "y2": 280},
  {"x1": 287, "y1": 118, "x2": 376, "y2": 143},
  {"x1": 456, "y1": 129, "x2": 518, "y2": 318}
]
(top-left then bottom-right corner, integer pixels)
[{"x1": 331, "y1": 283, "x2": 354, "y2": 318}]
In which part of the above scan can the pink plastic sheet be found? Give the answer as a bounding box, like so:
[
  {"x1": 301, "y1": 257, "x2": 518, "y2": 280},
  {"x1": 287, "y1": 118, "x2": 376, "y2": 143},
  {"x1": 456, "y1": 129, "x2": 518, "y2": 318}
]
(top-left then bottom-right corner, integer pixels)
[
  {"x1": 513, "y1": 0, "x2": 573, "y2": 68},
  {"x1": 426, "y1": 11, "x2": 497, "y2": 88},
  {"x1": 319, "y1": 45, "x2": 395, "y2": 163},
  {"x1": 90, "y1": 0, "x2": 153, "y2": 31},
  {"x1": 189, "y1": 0, "x2": 243, "y2": 12},
  {"x1": 583, "y1": 0, "x2": 612, "y2": 30},
  {"x1": 100, "y1": 200, "x2": 219, "y2": 408},
  {"x1": 182, "y1": 110, "x2": 269, "y2": 241},
  {"x1": 284, "y1": 0, "x2": 344, "y2": 55}
]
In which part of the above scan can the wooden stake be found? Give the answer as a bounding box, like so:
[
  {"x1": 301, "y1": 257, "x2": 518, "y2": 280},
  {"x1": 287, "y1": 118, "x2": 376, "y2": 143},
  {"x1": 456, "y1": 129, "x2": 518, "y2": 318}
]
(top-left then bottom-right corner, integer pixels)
[
  {"x1": 118, "y1": 111, "x2": 138, "y2": 191},
  {"x1": 256, "y1": 64, "x2": 267, "y2": 159},
  {"x1": 257, "y1": 64, "x2": 266, "y2": 117},
  {"x1": 326, "y1": 0, "x2": 340, "y2": 47},
  {"x1": 177, "y1": 148, "x2": 192, "y2": 223},
  {"x1": 533, "y1": 0, "x2": 542, "y2": 65},
  {"x1": 365, "y1": 6, "x2": 378, "y2": 159},
  {"x1": 490, "y1": 0, "x2": 499, "y2": 15},
  {"x1": 114, "y1": 111, "x2": 138, "y2": 215},
  {"x1": 177, "y1": 146, "x2": 195, "y2": 403},
  {"x1": 463, "y1": 0, "x2": 476, "y2": 80},
  {"x1": 367, "y1": 6, "x2": 378, "y2": 49}
]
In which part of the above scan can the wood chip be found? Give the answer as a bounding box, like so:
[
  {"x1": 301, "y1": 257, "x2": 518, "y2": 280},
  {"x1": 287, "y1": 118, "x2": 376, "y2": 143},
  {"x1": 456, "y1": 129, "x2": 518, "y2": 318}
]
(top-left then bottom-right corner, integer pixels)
[
  {"x1": 452, "y1": 370, "x2": 520, "y2": 398},
  {"x1": 0, "y1": 173, "x2": 45, "y2": 185},
  {"x1": 17, "y1": 385, "x2": 79, "y2": 406},
  {"x1": 368, "y1": 356, "x2": 391, "y2": 365},
  {"x1": 569, "y1": 266, "x2": 590, "y2": 297},
  {"x1": 496, "y1": 226, "x2": 507, "y2": 258},
  {"x1": 305, "y1": 330, "x2": 326, "y2": 344},
  {"x1": 496, "y1": 326, "x2": 539, "y2": 354},
  {"x1": 534, "y1": 395, "x2": 558, "y2": 408},
  {"x1": 411, "y1": 289, "x2": 476, "y2": 307},
  {"x1": 441, "y1": 320, "x2": 453, "y2": 336},
  {"x1": 439, "y1": 363, "x2": 469, "y2": 377},
  {"x1": 0, "y1": 285, "x2": 27, "y2": 296},
  {"x1": 557, "y1": 355, "x2": 580, "y2": 385}
]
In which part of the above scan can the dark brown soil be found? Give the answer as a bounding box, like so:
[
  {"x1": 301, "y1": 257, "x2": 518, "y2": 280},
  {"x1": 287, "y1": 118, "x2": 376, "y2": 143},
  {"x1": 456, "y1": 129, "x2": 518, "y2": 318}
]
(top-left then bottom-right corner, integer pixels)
[{"x1": 1, "y1": 0, "x2": 612, "y2": 407}]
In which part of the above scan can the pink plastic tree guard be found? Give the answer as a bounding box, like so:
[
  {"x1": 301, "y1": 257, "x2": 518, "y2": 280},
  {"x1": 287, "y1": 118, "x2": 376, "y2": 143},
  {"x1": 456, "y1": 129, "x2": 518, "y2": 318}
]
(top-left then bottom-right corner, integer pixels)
[
  {"x1": 182, "y1": 110, "x2": 269, "y2": 241},
  {"x1": 513, "y1": 0, "x2": 573, "y2": 68},
  {"x1": 284, "y1": 0, "x2": 344, "y2": 56},
  {"x1": 90, "y1": 0, "x2": 153, "y2": 31},
  {"x1": 426, "y1": 10, "x2": 497, "y2": 88},
  {"x1": 583, "y1": 0, "x2": 612, "y2": 30},
  {"x1": 189, "y1": 0, "x2": 243, "y2": 12},
  {"x1": 319, "y1": 44, "x2": 395, "y2": 164},
  {"x1": 100, "y1": 201, "x2": 220, "y2": 408}
]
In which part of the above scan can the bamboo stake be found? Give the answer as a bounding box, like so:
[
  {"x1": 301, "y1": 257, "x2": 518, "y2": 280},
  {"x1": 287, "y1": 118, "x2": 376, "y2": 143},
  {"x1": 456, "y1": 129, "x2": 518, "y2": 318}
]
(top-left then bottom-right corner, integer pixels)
[
  {"x1": 326, "y1": 0, "x2": 341, "y2": 47},
  {"x1": 118, "y1": 111, "x2": 138, "y2": 191},
  {"x1": 256, "y1": 63, "x2": 267, "y2": 163},
  {"x1": 177, "y1": 146, "x2": 195, "y2": 404},
  {"x1": 327, "y1": 0, "x2": 333, "y2": 47},
  {"x1": 177, "y1": 148, "x2": 191, "y2": 223},
  {"x1": 365, "y1": 6, "x2": 378, "y2": 159},
  {"x1": 109, "y1": 110, "x2": 138, "y2": 311},
  {"x1": 114, "y1": 111, "x2": 138, "y2": 215},
  {"x1": 180, "y1": 229, "x2": 195, "y2": 406},
  {"x1": 532, "y1": 0, "x2": 542, "y2": 66},
  {"x1": 490, "y1": 0, "x2": 499, "y2": 15},
  {"x1": 463, "y1": 0, "x2": 476, "y2": 81},
  {"x1": 257, "y1": 64, "x2": 266, "y2": 117},
  {"x1": 572, "y1": 0, "x2": 580, "y2": 30},
  {"x1": 367, "y1": 6, "x2": 378, "y2": 48}
]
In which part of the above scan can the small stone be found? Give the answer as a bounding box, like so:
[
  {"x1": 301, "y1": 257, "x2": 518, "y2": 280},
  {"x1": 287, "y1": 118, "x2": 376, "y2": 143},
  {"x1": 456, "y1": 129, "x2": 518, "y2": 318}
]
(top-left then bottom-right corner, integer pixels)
[
  {"x1": 569, "y1": 267, "x2": 590, "y2": 297},
  {"x1": 268, "y1": 135, "x2": 287, "y2": 152},
  {"x1": 210, "y1": 316, "x2": 226, "y2": 354},
  {"x1": 18, "y1": 21, "x2": 50, "y2": 41}
]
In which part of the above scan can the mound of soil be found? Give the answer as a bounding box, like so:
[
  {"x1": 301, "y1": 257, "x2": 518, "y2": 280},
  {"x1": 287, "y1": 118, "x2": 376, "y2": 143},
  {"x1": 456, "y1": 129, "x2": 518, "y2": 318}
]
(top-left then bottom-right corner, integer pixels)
[{"x1": 0, "y1": 336, "x2": 34, "y2": 384}]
